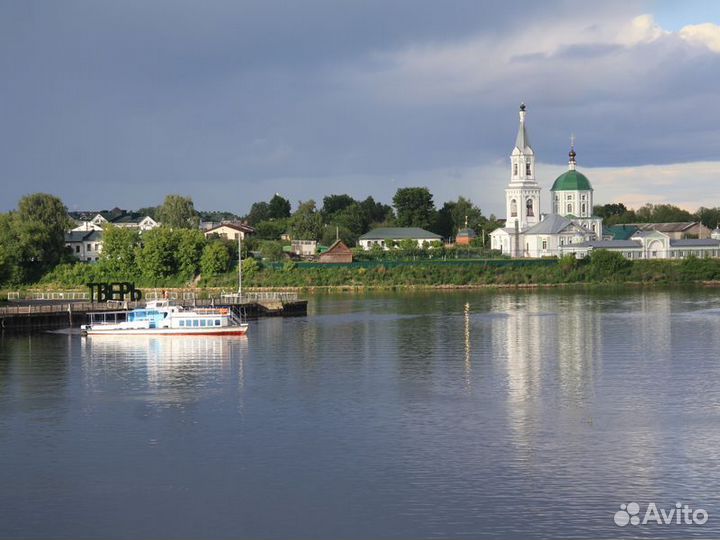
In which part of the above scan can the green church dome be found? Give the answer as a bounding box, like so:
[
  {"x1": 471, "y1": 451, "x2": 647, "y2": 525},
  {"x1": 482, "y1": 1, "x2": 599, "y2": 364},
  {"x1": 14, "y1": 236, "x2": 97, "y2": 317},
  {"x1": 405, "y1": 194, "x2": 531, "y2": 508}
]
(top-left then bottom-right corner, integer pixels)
[{"x1": 551, "y1": 169, "x2": 593, "y2": 191}]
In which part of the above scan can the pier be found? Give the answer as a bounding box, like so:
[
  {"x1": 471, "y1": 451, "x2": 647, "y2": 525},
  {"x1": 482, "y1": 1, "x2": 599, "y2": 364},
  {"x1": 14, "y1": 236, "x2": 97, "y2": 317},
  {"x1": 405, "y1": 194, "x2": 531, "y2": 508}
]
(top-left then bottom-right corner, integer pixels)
[{"x1": 0, "y1": 292, "x2": 307, "y2": 331}]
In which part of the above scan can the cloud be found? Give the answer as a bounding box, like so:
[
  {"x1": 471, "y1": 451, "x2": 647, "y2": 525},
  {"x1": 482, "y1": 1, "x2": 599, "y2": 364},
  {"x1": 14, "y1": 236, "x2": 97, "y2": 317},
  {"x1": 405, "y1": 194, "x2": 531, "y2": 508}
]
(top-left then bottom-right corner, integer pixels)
[
  {"x1": 679, "y1": 22, "x2": 720, "y2": 53},
  {"x1": 1, "y1": 2, "x2": 720, "y2": 216}
]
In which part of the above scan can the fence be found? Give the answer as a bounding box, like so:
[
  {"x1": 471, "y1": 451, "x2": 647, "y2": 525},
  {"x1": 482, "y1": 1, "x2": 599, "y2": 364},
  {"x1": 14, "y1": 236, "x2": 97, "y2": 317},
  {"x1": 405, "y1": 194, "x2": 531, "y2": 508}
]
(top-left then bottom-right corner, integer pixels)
[
  {"x1": 264, "y1": 259, "x2": 558, "y2": 270},
  {"x1": 220, "y1": 291, "x2": 298, "y2": 303}
]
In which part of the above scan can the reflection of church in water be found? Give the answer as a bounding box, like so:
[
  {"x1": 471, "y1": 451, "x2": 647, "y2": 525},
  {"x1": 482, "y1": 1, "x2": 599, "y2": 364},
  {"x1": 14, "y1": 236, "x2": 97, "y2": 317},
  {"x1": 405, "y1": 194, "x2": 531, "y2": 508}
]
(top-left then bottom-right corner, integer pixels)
[{"x1": 490, "y1": 104, "x2": 602, "y2": 258}]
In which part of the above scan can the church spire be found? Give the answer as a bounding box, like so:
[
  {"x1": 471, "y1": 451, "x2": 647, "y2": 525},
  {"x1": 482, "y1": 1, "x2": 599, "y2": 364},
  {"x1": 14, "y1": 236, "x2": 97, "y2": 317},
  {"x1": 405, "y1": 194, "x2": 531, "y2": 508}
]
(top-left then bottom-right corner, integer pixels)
[
  {"x1": 515, "y1": 102, "x2": 532, "y2": 152},
  {"x1": 568, "y1": 133, "x2": 577, "y2": 171}
]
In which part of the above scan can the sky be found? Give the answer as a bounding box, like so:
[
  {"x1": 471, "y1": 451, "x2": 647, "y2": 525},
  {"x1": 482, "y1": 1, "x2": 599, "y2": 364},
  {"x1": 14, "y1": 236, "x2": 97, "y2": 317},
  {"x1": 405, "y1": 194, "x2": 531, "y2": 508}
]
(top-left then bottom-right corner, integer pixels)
[{"x1": 1, "y1": 0, "x2": 720, "y2": 217}]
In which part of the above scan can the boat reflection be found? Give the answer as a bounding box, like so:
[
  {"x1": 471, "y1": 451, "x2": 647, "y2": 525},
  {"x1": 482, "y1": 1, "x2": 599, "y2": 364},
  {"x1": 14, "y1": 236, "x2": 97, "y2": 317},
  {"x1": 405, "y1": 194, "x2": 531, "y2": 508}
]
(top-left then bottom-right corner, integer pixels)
[{"x1": 81, "y1": 335, "x2": 248, "y2": 400}]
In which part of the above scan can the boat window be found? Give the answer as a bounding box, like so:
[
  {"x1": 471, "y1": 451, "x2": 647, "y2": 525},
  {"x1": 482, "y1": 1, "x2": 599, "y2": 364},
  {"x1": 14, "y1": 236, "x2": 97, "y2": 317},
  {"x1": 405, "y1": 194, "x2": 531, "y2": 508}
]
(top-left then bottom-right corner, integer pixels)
[
  {"x1": 215, "y1": 320, "x2": 221, "y2": 326},
  {"x1": 179, "y1": 320, "x2": 184, "y2": 327},
  {"x1": 193, "y1": 320, "x2": 199, "y2": 327},
  {"x1": 200, "y1": 320, "x2": 207, "y2": 327}
]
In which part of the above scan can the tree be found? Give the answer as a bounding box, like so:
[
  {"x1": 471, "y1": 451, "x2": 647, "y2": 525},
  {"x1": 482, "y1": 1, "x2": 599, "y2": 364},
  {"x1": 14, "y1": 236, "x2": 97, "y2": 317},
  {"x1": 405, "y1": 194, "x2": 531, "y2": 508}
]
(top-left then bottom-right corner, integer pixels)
[
  {"x1": 288, "y1": 200, "x2": 323, "y2": 240},
  {"x1": 99, "y1": 225, "x2": 140, "y2": 278},
  {"x1": 200, "y1": 242, "x2": 231, "y2": 277},
  {"x1": 156, "y1": 195, "x2": 200, "y2": 229},
  {"x1": 268, "y1": 194, "x2": 291, "y2": 219},
  {"x1": 696, "y1": 207, "x2": 720, "y2": 229},
  {"x1": 14, "y1": 193, "x2": 73, "y2": 281},
  {"x1": 322, "y1": 194, "x2": 356, "y2": 217},
  {"x1": 258, "y1": 240, "x2": 285, "y2": 262},
  {"x1": 254, "y1": 219, "x2": 288, "y2": 240},
  {"x1": 393, "y1": 187, "x2": 436, "y2": 230},
  {"x1": 246, "y1": 201, "x2": 271, "y2": 225},
  {"x1": 176, "y1": 229, "x2": 207, "y2": 277},
  {"x1": 321, "y1": 225, "x2": 355, "y2": 247},
  {"x1": 135, "y1": 227, "x2": 180, "y2": 281},
  {"x1": 135, "y1": 206, "x2": 160, "y2": 219},
  {"x1": 360, "y1": 196, "x2": 394, "y2": 226}
]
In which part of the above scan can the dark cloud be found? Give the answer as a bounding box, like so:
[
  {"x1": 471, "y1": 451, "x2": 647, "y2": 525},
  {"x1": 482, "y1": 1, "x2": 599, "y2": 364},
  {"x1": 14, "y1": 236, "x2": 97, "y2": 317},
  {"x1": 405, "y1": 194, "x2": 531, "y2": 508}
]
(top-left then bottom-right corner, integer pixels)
[{"x1": 3, "y1": 0, "x2": 717, "y2": 215}]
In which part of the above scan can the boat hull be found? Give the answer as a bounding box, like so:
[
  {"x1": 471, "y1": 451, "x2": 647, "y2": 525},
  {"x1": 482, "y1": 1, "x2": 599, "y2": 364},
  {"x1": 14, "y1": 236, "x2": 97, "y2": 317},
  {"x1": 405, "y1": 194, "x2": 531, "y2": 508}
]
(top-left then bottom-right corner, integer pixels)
[{"x1": 84, "y1": 326, "x2": 248, "y2": 336}]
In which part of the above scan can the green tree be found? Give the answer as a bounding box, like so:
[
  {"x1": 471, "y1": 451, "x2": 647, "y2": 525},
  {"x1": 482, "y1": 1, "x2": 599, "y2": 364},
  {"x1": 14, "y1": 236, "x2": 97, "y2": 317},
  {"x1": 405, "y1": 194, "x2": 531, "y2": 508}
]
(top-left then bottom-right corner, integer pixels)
[
  {"x1": 393, "y1": 187, "x2": 436, "y2": 230},
  {"x1": 99, "y1": 225, "x2": 140, "y2": 278},
  {"x1": 135, "y1": 227, "x2": 180, "y2": 282},
  {"x1": 322, "y1": 194, "x2": 356, "y2": 217},
  {"x1": 268, "y1": 194, "x2": 291, "y2": 219},
  {"x1": 200, "y1": 242, "x2": 231, "y2": 277},
  {"x1": 246, "y1": 201, "x2": 271, "y2": 225},
  {"x1": 254, "y1": 219, "x2": 288, "y2": 240},
  {"x1": 360, "y1": 196, "x2": 394, "y2": 226},
  {"x1": 288, "y1": 200, "x2": 323, "y2": 240},
  {"x1": 588, "y1": 249, "x2": 631, "y2": 279},
  {"x1": 176, "y1": 229, "x2": 207, "y2": 277},
  {"x1": 13, "y1": 193, "x2": 73, "y2": 282},
  {"x1": 321, "y1": 225, "x2": 355, "y2": 247},
  {"x1": 258, "y1": 240, "x2": 285, "y2": 262},
  {"x1": 156, "y1": 194, "x2": 200, "y2": 229},
  {"x1": 695, "y1": 207, "x2": 720, "y2": 229},
  {"x1": 135, "y1": 206, "x2": 160, "y2": 220}
]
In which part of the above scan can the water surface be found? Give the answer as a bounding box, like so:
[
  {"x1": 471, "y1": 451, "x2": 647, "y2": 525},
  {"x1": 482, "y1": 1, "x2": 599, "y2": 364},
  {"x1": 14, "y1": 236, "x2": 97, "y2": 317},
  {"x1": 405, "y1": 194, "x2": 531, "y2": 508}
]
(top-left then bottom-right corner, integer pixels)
[{"x1": 2, "y1": 288, "x2": 720, "y2": 539}]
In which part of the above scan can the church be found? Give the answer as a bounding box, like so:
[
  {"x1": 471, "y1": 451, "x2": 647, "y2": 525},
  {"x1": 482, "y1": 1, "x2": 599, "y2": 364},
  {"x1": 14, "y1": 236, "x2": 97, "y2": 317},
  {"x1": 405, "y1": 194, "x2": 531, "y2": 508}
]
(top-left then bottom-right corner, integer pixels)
[{"x1": 490, "y1": 104, "x2": 602, "y2": 258}]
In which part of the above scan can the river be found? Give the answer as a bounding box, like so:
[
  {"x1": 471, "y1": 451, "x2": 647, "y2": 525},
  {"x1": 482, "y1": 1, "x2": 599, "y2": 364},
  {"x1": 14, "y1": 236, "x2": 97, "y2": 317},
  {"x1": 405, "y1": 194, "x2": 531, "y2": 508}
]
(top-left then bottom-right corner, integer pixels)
[{"x1": 2, "y1": 288, "x2": 720, "y2": 539}]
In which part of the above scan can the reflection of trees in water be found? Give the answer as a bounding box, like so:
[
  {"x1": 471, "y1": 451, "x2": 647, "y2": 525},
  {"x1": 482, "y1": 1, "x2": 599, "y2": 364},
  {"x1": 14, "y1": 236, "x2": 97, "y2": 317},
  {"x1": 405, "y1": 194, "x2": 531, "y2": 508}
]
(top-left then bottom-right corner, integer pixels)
[{"x1": 0, "y1": 334, "x2": 70, "y2": 417}]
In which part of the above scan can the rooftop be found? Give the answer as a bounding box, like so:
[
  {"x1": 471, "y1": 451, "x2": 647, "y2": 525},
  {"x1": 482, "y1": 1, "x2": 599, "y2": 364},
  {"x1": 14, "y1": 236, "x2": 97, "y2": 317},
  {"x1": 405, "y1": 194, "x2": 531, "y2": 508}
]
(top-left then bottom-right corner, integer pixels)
[{"x1": 360, "y1": 227, "x2": 442, "y2": 241}]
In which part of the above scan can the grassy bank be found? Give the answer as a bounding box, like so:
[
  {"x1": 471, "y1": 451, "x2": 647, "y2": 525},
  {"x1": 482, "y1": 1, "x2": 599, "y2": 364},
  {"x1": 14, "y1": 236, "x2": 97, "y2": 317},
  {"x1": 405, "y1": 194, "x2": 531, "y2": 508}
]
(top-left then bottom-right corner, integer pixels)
[{"x1": 15, "y1": 251, "x2": 720, "y2": 294}]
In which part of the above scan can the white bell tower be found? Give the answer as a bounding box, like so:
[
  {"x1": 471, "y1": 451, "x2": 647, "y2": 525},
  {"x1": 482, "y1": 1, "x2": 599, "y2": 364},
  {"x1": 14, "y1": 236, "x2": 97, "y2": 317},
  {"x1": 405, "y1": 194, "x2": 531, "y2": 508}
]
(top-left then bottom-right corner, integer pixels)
[{"x1": 505, "y1": 103, "x2": 541, "y2": 231}]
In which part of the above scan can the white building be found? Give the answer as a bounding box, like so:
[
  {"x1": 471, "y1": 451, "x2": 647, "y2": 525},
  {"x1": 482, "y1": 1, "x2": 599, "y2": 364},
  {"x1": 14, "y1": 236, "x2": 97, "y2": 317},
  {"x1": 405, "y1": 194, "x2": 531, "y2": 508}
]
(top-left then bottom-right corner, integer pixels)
[
  {"x1": 490, "y1": 104, "x2": 600, "y2": 258},
  {"x1": 561, "y1": 230, "x2": 720, "y2": 259},
  {"x1": 358, "y1": 227, "x2": 442, "y2": 251}
]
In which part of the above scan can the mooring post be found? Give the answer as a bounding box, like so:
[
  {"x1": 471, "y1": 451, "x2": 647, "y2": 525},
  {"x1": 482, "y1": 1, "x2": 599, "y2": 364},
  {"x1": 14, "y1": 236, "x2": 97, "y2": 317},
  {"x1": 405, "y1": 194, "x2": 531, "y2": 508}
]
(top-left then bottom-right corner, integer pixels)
[{"x1": 68, "y1": 303, "x2": 72, "y2": 327}]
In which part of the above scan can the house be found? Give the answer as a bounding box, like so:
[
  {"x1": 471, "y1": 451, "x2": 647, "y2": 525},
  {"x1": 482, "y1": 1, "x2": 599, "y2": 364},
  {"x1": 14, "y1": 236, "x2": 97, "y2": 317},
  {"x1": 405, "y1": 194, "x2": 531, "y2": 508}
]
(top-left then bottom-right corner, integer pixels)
[
  {"x1": 65, "y1": 230, "x2": 104, "y2": 262},
  {"x1": 291, "y1": 240, "x2": 317, "y2": 257},
  {"x1": 561, "y1": 229, "x2": 720, "y2": 259},
  {"x1": 358, "y1": 227, "x2": 442, "y2": 250},
  {"x1": 69, "y1": 209, "x2": 159, "y2": 231},
  {"x1": 319, "y1": 241, "x2": 353, "y2": 263},
  {"x1": 623, "y1": 222, "x2": 711, "y2": 240},
  {"x1": 203, "y1": 222, "x2": 255, "y2": 241},
  {"x1": 455, "y1": 220, "x2": 477, "y2": 246}
]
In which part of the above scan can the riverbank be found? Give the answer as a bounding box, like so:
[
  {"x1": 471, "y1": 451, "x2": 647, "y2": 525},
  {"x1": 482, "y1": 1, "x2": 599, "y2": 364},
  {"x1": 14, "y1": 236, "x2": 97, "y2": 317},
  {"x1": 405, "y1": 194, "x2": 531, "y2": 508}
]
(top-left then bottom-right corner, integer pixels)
[{"x1": 6, "y1": 251, "x2": 720, "y2": 296}]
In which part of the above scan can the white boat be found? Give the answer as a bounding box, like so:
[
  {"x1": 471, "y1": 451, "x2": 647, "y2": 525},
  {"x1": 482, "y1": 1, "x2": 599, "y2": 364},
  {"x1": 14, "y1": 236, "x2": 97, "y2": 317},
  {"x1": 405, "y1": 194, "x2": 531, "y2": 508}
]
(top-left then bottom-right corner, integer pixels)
[{"x1": 81, "y1": 300, "x2": 248, "y2": 336}]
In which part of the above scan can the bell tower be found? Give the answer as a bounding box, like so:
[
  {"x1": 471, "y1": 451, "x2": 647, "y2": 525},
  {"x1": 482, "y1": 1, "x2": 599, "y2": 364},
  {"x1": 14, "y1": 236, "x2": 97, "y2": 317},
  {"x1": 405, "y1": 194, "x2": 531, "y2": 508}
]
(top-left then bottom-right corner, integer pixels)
[{"x1": 505, "y1": 103, "x2": 541, "y2": 231}]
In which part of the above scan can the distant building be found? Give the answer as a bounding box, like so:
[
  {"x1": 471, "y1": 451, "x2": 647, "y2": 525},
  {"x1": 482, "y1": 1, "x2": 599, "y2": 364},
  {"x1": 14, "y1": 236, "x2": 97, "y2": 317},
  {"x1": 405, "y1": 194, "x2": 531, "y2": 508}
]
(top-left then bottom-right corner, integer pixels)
[
  {"x1": 65, "y1": 230, "x2": 103, "y2": 262},
  {"x1": 291, "y1": 240, "x2": 318, "y2": 257},
  {"x1": 319, "y1": 240, "x2": 353, "y2": 263},
  {"x1": 622, "y1": 222, "x2": 711, "y2": 240},
  {"x1": 455, "y1": 228, "x2": 477, "y2": 245},
  {"x1": 490, "y1": 104, "x2": 601, "y2": 257},
  {"x1": 358, "y1": 227, "x2": 442, "y2": 250},
  {"x1": 203, "y1": 222, "x2": 255, "y2": 241},
  {"x1": 69, "y1": 209, "x2": 159, "y2": 231},
  {"x1": 561, "y1": 229, "x2": 720, "y2": 259}
]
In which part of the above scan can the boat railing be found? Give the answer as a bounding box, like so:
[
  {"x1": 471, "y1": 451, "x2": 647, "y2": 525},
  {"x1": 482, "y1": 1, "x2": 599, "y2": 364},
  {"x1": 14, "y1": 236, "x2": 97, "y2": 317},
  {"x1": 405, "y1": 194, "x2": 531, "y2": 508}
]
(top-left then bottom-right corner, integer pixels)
[{"x1": 192, "y1": 308, "x2": 231, "y2": 315}]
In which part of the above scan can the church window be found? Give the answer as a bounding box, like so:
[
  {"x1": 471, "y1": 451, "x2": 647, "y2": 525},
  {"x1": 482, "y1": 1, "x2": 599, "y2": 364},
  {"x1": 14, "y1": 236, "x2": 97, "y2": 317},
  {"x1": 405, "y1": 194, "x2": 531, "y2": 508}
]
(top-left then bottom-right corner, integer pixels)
[
  {"x1": 567, "y1": 203, "x2": 572, "y2": 213},
  {"x1": 581, "y1": 203, "x2": 586, "y2": 214},
  {"x1": 526, "y1": 162, "x2": 531, "y2": 176},
  {"x1": 542, "y1": 240, "x2": 547, "y2": 250},
  {"x1": 526, "y1": 198, "x2": 534, "y2": 217},
  {"x1": 513, "y1": 163, "x2": 518, "y2": 176},
  {"x1": 510, "y1": 199, "x2": 517, "y2": 217},
  {"x1": 581, "y1": 194, "x2": 586, "y2": 200}
]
